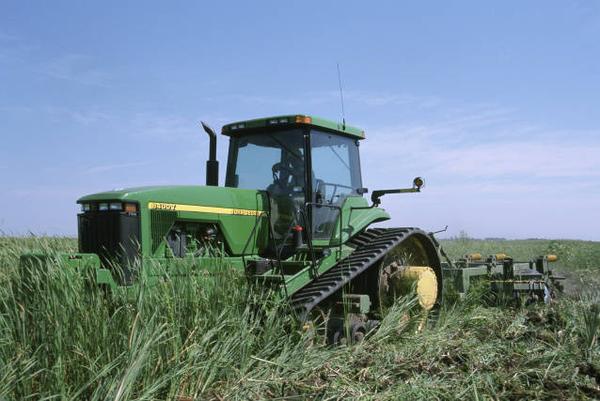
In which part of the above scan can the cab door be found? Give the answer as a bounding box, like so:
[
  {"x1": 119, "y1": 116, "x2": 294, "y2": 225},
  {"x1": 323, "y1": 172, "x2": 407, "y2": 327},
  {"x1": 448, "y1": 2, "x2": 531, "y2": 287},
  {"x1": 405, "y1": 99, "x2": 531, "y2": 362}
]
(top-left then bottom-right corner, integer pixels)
[{"x1": 310, "y1": 130, "x2": 363, "y2": 242}]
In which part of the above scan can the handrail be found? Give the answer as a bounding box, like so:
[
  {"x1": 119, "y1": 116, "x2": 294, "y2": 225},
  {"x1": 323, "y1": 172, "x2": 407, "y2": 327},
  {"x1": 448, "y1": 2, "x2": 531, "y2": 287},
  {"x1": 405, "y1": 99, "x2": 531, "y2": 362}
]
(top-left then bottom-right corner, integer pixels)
[{"x1": 297, "y1": 208, "x2": 318, "y2": 279}]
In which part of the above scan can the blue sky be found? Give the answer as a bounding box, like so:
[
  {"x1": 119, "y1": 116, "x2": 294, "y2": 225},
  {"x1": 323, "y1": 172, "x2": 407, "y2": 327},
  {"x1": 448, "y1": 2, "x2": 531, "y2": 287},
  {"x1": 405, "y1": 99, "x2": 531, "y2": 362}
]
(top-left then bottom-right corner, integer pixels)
[{"x1": 1, "y1": 1, "x2": 599, "y2": 240}]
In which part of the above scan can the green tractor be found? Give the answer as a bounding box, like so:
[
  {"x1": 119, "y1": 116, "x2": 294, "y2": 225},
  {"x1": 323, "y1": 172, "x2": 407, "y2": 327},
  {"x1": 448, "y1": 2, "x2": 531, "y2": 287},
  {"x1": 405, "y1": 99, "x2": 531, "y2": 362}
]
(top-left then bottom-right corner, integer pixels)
[{"x1": 20, "y1": 114, "x2": 561, "y2": 342}]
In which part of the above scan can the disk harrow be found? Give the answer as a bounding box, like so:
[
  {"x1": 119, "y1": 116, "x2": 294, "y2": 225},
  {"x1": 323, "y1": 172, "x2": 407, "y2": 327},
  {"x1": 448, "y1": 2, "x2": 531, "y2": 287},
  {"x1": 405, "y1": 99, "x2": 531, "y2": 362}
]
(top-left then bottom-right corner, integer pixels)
[{"x1": 441, "y1": 252, "x2": 565, "y2": 304}]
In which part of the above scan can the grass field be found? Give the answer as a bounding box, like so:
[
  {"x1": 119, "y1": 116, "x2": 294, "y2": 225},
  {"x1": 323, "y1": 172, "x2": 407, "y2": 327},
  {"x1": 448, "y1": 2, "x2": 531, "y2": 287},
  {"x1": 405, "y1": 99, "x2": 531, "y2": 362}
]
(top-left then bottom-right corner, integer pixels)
[{"x1": 1, "y1": 236, "x2": 599, "y2": 400}]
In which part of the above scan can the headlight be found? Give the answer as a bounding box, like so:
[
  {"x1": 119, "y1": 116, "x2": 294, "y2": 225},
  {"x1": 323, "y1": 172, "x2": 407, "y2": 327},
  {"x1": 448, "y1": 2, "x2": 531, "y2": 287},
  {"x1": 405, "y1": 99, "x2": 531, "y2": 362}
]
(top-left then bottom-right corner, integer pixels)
[{"x1": 124, "y1": 203, "x2": 138, "y2": 213}]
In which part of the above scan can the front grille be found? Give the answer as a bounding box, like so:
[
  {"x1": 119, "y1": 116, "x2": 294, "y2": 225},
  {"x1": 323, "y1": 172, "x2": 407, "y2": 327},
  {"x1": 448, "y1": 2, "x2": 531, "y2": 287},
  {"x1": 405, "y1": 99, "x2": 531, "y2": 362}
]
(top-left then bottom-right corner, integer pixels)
[
  {"x1": 150, "y1": 209, "x2": 177, "y2": 253},
  {"x1": 78, "y1": 211, "x2": 141, "y2": 284}
]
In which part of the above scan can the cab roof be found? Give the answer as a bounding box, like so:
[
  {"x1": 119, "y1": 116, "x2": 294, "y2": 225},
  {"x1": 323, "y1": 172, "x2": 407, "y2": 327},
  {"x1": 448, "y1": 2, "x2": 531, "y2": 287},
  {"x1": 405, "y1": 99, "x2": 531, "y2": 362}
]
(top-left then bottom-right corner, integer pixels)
[{"x1": 221, "y1": 114, "x2": 365, "y2": 139}]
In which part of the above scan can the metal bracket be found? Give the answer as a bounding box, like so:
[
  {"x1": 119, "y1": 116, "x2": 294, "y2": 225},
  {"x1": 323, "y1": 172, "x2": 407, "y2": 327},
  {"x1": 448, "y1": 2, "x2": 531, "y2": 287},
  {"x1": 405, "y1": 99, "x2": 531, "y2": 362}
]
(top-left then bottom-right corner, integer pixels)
[{"x1": 371, "y1": 177, "x2": 424, "y2": 206}]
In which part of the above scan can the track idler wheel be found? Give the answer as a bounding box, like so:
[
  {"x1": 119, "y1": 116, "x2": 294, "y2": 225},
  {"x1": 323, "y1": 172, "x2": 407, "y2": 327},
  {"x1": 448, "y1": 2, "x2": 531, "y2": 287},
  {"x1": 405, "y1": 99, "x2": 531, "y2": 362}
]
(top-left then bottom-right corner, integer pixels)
[
  {"x1": 376, "y1": 235, "x2": 442, "y2": 325},
  {"x1": 379, "y1": 264, "x2": 438, "y2": 312}
]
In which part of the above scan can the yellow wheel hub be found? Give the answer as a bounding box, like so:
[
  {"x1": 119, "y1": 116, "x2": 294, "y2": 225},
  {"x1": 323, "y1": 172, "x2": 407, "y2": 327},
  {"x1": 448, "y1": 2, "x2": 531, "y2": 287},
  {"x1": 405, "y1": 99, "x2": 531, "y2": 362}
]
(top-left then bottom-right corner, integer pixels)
[
  {"x1": 379, "y1": 260, "x2": 439, "y2": 313},
  {"x1": 397, "y1": 266, "x2": 438, "y2": 311}
]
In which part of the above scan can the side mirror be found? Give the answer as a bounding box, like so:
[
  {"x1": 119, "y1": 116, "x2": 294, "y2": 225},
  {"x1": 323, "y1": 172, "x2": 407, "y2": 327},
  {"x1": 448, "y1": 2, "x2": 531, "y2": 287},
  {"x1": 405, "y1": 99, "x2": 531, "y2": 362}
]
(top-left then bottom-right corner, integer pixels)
[{"x1": 413, "y1": 177, "x2": 424, "y2": 190}]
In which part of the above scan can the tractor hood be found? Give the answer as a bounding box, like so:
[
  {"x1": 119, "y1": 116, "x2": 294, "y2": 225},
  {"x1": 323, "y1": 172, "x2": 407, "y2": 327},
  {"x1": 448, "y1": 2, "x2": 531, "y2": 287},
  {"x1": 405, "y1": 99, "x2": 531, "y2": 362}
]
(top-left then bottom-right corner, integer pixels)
[
  {"x1": 77, "y1": 185, "x2": 267, "y2": 213},
  {"x1": 78, "y1": 185, "x2": 268, "y2": 256}
]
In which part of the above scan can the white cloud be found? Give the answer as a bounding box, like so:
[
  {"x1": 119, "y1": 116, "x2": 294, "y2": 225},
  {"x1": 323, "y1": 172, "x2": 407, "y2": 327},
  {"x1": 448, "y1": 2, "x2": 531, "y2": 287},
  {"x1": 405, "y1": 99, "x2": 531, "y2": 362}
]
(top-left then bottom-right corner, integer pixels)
[
  {"x1": 428, "y1": 141, "x2": 600, "y2": 179},
  {"x1": 366, "y1": 129, "x2": 600, "y2": 182},
  {"x1": 340, "y1": 90, "x2": 443, "y2": 109},
  {"x1": 127, "y1": 112, "x2": 235, "y2": 144},
  {"x1": 0, "y1": 34, "x2": 110, "y2": 87},
  {"x1": 45, "y1": 107, "x2": 113, "y2": 126},
  {"x1": 201, "y1": 90, "x2": 442, "y2": 110},
  {"x1": 347, "y1": 96, "x2": 600, "y2": 239},
  {"x1": 40, "y1": 54, "x2": 111, "y2": 86},
  {"x1": 82, "y1": 161, "x2": 150, "y2": 174},
  {"x1": 361, "y1": 100, "x2": 600, "y2": 181},
  {"x1": 128, "y1": 113, "x2": 198, "y2": 141}
]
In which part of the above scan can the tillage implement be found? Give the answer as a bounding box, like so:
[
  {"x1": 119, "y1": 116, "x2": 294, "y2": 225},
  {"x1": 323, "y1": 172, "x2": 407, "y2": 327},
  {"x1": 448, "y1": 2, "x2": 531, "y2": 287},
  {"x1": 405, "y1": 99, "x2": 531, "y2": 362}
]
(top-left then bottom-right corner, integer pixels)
[{"x1": 20, "y1": 114, "x2": 562, "y2": 343}]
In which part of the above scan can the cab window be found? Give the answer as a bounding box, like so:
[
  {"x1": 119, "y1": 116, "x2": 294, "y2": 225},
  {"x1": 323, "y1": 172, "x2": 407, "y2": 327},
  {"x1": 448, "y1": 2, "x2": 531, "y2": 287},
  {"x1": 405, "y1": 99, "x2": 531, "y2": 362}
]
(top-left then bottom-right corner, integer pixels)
[{"x1": 310, "y1": 130, "x2": 362, "y2": 239}]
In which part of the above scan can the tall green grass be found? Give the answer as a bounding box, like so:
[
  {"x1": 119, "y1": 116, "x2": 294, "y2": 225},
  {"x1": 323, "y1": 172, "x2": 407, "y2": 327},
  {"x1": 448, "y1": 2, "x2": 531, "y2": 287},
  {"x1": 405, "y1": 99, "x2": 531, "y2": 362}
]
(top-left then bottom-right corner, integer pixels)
[{"x1": 0, "y1": 236, "x2": 599, "y2": 400}]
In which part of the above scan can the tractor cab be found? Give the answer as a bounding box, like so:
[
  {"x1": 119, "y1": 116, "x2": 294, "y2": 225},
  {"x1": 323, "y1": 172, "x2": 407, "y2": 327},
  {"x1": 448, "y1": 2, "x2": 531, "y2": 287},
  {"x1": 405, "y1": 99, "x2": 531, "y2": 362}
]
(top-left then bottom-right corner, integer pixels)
[{"x1": 221, "y1": 115, "x2": 365, "y2": 249}]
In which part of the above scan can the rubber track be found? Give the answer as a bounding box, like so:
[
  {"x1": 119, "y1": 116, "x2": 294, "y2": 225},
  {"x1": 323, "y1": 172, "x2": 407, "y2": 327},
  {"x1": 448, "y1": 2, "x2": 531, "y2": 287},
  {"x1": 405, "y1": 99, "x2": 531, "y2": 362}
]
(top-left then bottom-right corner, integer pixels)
[{"x1": 290, "y1": 227, "x2": 427, "y2": 320}]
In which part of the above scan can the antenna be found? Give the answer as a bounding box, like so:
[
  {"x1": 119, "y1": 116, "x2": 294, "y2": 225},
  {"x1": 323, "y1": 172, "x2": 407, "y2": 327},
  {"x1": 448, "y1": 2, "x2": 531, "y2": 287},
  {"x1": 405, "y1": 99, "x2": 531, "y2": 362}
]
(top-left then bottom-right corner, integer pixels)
[{"x1": 336, "y1": 62, "x2": 346, "y2": 130}]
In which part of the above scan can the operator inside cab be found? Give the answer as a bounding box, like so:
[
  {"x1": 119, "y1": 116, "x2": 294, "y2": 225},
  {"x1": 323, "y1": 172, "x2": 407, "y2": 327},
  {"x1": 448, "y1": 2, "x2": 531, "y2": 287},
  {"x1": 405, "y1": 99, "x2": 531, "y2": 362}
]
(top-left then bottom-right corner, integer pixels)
[
  {"x1": 267, "y1": 151, "x2": 304, "y2": 197},
  {"x1": 266, "y1": 148, "x2": 306, "y2": 238}
]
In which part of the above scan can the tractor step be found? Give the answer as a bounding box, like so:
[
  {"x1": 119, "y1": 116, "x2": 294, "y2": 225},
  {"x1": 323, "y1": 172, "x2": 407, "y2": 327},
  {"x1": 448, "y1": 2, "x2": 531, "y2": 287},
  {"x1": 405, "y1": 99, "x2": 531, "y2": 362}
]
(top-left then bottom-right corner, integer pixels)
[
  {"x1": 254, "y1": 274, "x2": 294, "y2": 284},
  {"x1": 247, "y1": 259, "x2": 311, "y2": 276}
]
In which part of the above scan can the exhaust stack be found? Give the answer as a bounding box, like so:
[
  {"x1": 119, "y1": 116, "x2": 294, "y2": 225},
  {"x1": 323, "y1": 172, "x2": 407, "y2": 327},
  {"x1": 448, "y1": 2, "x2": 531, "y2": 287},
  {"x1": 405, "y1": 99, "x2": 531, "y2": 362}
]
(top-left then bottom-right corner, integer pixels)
[{"x1": 201, "y1": 121, "x2": 219, "y2": 186}]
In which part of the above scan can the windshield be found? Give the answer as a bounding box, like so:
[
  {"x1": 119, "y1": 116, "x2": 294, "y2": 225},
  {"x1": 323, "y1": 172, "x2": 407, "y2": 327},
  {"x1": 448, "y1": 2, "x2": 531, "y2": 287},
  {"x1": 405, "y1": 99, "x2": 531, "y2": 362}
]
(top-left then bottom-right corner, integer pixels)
[
  {"x1": 226, "y1": 130, "x2": 306, "y2": 240},
  {"x1": 225, "y1": 129, "x2": 305, "y2": 191}
]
